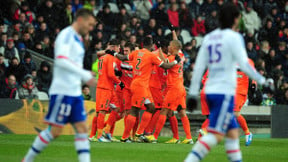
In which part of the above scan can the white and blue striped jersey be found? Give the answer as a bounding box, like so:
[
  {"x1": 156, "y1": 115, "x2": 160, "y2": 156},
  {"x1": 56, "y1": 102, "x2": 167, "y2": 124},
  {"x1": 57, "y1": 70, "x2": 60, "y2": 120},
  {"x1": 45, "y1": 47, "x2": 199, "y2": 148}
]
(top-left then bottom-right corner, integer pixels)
[
  {"x1": 189, "y1": 28, "x2": 265, "y2": 96},
  {"x1": 49, "y1": 26, "x2": 93, "y2": 96}
]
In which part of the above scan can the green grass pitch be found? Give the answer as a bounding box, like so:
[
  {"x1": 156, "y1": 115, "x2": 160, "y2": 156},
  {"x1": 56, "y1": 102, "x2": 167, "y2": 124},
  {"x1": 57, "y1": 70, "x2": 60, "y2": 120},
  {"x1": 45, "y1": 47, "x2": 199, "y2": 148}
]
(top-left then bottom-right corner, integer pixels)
[{"x1": 0, "y1": 134, "x2": 287, "y2": 162}]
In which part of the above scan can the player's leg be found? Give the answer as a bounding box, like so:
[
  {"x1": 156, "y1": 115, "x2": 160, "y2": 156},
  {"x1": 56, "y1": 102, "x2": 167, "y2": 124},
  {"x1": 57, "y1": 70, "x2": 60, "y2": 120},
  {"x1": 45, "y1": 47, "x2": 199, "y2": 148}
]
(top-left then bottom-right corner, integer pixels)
[
  {"x1": 185, "y1": 94, "x2": 234, "y2": 162},
  {"x1": 224, "y1": 118, "x2": 242, "y2": 162},
  {"x1": 178, "y1": 107, "x2": 193, "y2": 144},
  {"x1": 23, "y1": 126, "x2": 61, "y2": 162},
  {"x1": 145, "y1": 108, "x2": 161, "y2": 135},
  {"x1": 89, "y1": 112, "x2": 98, "y2": 139},
  {"x1": 135, "y1": 102, "x2": 155, "y2": 139},
  {"x1": 234, "y1": 94, "x2": 252, "y2": 146},
  {"x1": 73, "y1": 121, "x2": 91, "y2": 162},
  {"x1": 121, "y1": 106, "x2": 140, "y2": 141},
  {"x1": 165, "y1": 110, "x2": 180, "y2": 143},
  {"x1": 199, "y1": 92, "x2": 210, "y2": 139},
  {"x1": 23, "y1": 95, "x2": 67, "y2": 162}
]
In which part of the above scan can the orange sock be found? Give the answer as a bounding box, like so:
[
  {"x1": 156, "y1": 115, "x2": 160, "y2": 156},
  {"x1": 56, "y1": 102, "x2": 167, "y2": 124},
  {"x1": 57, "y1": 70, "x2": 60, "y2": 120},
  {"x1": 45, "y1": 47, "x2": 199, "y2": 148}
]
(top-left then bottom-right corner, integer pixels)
[
  {"x1": 110, "y1": 123, "x2": 115, "y2": 136},
  {"x1": 237, "y1": 115, "x2": 250, "y2": 135},
  {"x1": 145, "y1": 110, "x2": 160, "y2": 134},
  {"x1": 97, "y1": 113, "x2": 105, "y2": 139},
  {"x1": 136, "y1": 111, "x2": 153, "y2": 135},
  {"x1": 132, "y1": 116, "x2": 139, "y2": 137},
  {"x1": 181, "y1": 116, "x2": 192, "y2": 139},
  {"x1": 122, "y1": 115, "x2": 136, "y2": 139},
  {"x1": 153, "y1": 114, "x2": 166, "y2": 139},
  {"x1": 169, "y1": 116, "x2": 179, "y2": 139},
  {"x1": 201, "y1": 118, "x2": 209, "y2": 131},
  {"x1": 90, "y1": 116, "x2": 98, "y2": 138},
  {"x1": 104, "y1": 111, "x2": 118, "y2": 133}
]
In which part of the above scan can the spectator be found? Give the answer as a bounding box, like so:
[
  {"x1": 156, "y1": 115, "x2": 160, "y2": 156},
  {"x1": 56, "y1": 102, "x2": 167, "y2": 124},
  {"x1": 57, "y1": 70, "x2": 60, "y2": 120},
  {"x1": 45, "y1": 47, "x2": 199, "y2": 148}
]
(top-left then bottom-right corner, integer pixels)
[
  {"x1": 167, "y1": 3, "x2": 179, "y2": 28},
  {"x1": 61, "y1": 3, "x2": 74, "y2": 28},
  {"x1": 22, "y1": 52, "x2": 36, "y2": 74},
  {"x1": 246, "y1": 41, "x2": 258, "y2": 62},
  {"x1": 33, "y1": 41, "x2": 43, "y2": 54},
  {"x1": 144, "y1": 18, "x2": 157, "y2": 36},
  {"x1": 204, "y1": 10, "x2": 218, "y2": 33},
  {"x1": 189, "y1": 0, "x2": 202, "y2": 19},
  {"x1": 0, "y1": 53, "x2": 6, "y2": 80},
  {"x1": 0, "y1": 74, "x2": 17, "y2": 98},
  {"x1": 18, "y1": 74, "x2": 39, "y2": 99},
  {"x1": 42, "y1": 35, "x2": 53, "y2": 58},
  {"x1": 115, "y1": 6, "x2": 130, "y2": 28},
  {"x1": 264, "y1": 49, "x2": 278, "y2": 74},
  {"x1": 242, "y1": 3, "x2": 261, "y2": 33},
  {"x1": 280, "y1": 1, "x2": 288, "y2": 22},
  {"x1": 0, "y1": 38, "x2": 20, "y2": 63},
  {"x1": 153, "y1": 28, "x2": 164, "y2": 43},
  {"x1": 31, "y1": 69, "x2": 38, "y2": 87},
  {"x1": 191, "y1": 15, "x2": 206, "y2": 36},
  {"x1": 244, "y1": 29, "x2": 256, "y2": 45},
  {"x1": 38, "y1": 0, "x2": 59, "y2": 31},
  {"x1": 134, "y1": 0, "x2": 152, "y2": 21},
  {"x1": 82, "y1": 85, "x2": 91, "y2": 100},
  {"x1": 18, "y1": 13, "x2": 30, "y2": 27},
  {"x1": 281, "y1": 50, "x2": 288, "y2": 78},
  {"x1": 97, "y1": 4, "x2": 114, "y2": 32},
  {"x1": 263, "y1": 0, "x2": 278, "y2": 17},
  {"x1": 0, "y1": 32, "x2": 8, "y2": 46},
  {"x1": 200, "y1": 0, "x2": 217, "y2": 17},
  {"x1": 178, "y1": 2, "x2": 193, "y2": 30},
  {"x1": 262, "y1": 90, "x2": 276, "y2": 106},
  {"x1": 21, "y1": 32, "x2": 34, "y2": 49},
  {"x1": 258, "y1": 41, "x2": 270, "y2": 60},
  {"x1": 83, "y1": 0, "x2": 96, "y2": 11},
  {"x1": 35, "y1": 22, "x2": 49, "y2": 42},
  {"x1": 32, "y1": 15, "x2": 44, "y2": 31},
  {"x1": 13, "y1": 2, "x2": 34, "y2": 24},
  {"x1": 277, "y1": 88, "x2": 288, "y2": 105},
  {"x1": 258, "y1": 19, "x2": 278, "y2": 48},
  {"x1": 151, "y1": 2, "x2": 169, "y2": 27},
  {"x1": 129, "y1": 16, "x2": 140, "y2": 35},
  {"x1": 72, "y1": 0, "x2": 83, "y2": 14},
  {"x1": 6, "y1": 57, "x2": 27, "y2": 83},
  {"x1": 37, "y1": 61, "x2": 51, "y2": 93}
]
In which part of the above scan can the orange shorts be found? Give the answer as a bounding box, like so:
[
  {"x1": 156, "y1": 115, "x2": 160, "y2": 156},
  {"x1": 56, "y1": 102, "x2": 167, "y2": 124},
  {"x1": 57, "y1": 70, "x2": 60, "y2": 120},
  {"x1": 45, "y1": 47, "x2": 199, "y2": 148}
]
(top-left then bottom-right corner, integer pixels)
[
  {"x1": 122, "y1": 88, "x2": 132, "y2": 110},
  {"x1": 234, "y1": 93, "x2": 247, "y2": 112},
  {"x1": 110, "y1": 91, "x2": 120, "y2": 109},
  {"x1": 150, "y1": 87, "x2": 164, "y2": 109},
  {"x1": 162, "y1": 87, "x2": 186, "y2": 111},
  {"x1": 96, "y1": 88, "x2": 113, "y2": 112},
  {"x1": 130, "y1": 85, "x2": 153, "y2": 108},
  {"x1": 200, "y1": 91, "x2": 210, "y2": 115}
]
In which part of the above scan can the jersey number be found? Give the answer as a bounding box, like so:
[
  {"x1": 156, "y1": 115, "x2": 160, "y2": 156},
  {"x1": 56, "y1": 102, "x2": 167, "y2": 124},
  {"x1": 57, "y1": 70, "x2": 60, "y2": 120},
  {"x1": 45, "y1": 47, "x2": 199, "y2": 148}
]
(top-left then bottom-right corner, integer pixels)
[
  {"x1": 136, "y1": 58, "x2": 141, "y2": 70},
  {"x1": 98, "y1": 59, "x2": 103, "y2": 70},
  {"x1": 208, "y1": 44, "x2": 222, "y2": 63},
  {"x1": 59, "y1": 104, "x2": 72, "y2": 116}
]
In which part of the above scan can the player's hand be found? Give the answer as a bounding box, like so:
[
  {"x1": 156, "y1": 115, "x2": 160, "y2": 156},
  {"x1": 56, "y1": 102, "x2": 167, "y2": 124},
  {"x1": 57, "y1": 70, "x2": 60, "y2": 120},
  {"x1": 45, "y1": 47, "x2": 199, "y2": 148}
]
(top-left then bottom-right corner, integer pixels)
[
  {"x1": 86, "y1": 78, "x2": 97, "y2": 87},
  {"x1": 105, "y1": 50, "x2": 116, "y2": 56},
  {"x1": 119, "y1": 82, "x2": 125, "y2": 90},
  {"x1": 174, "y1": 54, "x2": 181, "y2": 64},
  {"x1": 186, "y1": 94, "x2": 198, "y2": 112},
  {"x1": 115, "y1": 70, "x2": 122, "y2": 77},
  {"x1": 155, "y1": 41, "x2": 161, "y2": 48},
  {"x1": 168, "y1": 23, "x2": 175, "y2": 31}
]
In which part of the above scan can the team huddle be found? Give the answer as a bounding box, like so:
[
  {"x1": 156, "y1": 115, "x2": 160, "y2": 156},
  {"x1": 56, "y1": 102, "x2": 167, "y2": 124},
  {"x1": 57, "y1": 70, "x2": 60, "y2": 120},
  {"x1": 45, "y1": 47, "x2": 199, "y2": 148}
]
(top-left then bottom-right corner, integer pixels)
[
  {"x1": 22, "y1": 3, "x2": 272, "y2": 162},
  {"x1": 89, "y1": 28, "x2": 193, "y2": 144}
]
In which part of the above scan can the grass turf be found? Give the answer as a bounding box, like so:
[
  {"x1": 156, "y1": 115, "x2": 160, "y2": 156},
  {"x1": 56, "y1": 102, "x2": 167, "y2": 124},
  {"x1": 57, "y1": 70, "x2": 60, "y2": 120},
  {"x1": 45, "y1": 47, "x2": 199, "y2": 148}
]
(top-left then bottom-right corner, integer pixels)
[{"x1": 0, "y1": 134, "x2": 287, "y2": 162}]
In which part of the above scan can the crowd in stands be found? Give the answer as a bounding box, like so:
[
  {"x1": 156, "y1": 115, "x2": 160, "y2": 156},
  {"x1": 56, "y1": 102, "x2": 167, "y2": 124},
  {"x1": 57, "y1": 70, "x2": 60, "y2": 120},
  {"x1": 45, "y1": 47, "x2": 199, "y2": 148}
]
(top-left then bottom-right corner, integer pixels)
[{"x1": 0, "y1": 0, "x2": 288, "y2": 106}]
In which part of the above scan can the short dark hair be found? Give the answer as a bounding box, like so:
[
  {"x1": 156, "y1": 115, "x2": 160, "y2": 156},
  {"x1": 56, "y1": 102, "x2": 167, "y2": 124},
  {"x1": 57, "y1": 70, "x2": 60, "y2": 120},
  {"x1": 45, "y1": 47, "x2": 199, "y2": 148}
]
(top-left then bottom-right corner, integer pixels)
[
  {"x1": 143, "y1": 37, "x2": 153, "y2": 47},
  {"x1": 0, "y1": 53, "x2": 3, "y2": 57},
  {"x1": 218, "y1": 3, "x2": 240, "y2": 29},
  {"x1": 124, "y1": 42, "x2": 135, "y2": 51},
  {"x1": 82, "y1": 84, "x2": 89, "y2": 90},
  {"x1": 11, "y1": 57, "x2": 18, "y2": 61},
  {"x1": 109, "y1": 39, "x2": 120, "y2": 45},
  {"x1": 75, "y1": 8, "x2": 94, "y2": 19}
]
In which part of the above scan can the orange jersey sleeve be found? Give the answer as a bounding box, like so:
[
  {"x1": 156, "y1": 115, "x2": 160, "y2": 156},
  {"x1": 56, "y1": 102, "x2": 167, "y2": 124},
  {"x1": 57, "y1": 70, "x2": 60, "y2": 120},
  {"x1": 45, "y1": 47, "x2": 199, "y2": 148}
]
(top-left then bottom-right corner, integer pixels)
[
  {"x1": 149, "y1": 53, "x2": 167, "y2": 89},
  {"x1": 97, "y1": 54, "x2": 120, "y2": 90},
  {"x1": 236, "y1": 59, "x2": 255, "y2": 95}
]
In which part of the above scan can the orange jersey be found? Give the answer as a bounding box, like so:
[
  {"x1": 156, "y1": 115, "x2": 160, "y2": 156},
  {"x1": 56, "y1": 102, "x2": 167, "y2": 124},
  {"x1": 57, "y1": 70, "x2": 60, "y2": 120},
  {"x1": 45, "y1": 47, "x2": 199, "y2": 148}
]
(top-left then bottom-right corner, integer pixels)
[
  {"x1": 149, "y1": 52, "x2": 167, "y2": 89},
  {"x1": 97, "y1": 54, "x2": 121, "y2": 90},
  {"x1": 236, "y1": 59, "x2": 255, "y2": 95},
  {"x1": 128, "y1": 48, "x2": 163, "y2": 88},
  {"x1": 115, "y1": 59, "x2": 133, "y2": 91},
  {"x1": 166, "y1": 53, "x2": 185, "y2": 89}
]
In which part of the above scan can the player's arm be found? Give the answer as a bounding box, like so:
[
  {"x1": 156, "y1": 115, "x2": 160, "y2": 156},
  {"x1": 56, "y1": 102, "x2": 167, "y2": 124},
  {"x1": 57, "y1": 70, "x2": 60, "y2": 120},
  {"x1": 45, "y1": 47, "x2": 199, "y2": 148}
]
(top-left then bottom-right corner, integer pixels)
[
  {"x1": 54, "y1": 43, "x2": 94, "y2": 83},
  {"x1": 106, "y1": 50, "x2": 129, "y2": 61},
  {"x1": 232, "y1": 34, "x2": 265, "y2": 85},
  {"x1": 168, "y1": 24, "x2": 178, "y2": 41},
  {"x1": 188, "y1": 42, "x2": 208, "y2": 96},
  {"x1": 107, "y1": 57, "x2": 121, "y2": 84},
  {"x1": 159, "y1": 55, "x2": 181, "y2": 69},
  {"x1": 158, "y1": 47, "x2": 167, "y2": 62}
]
